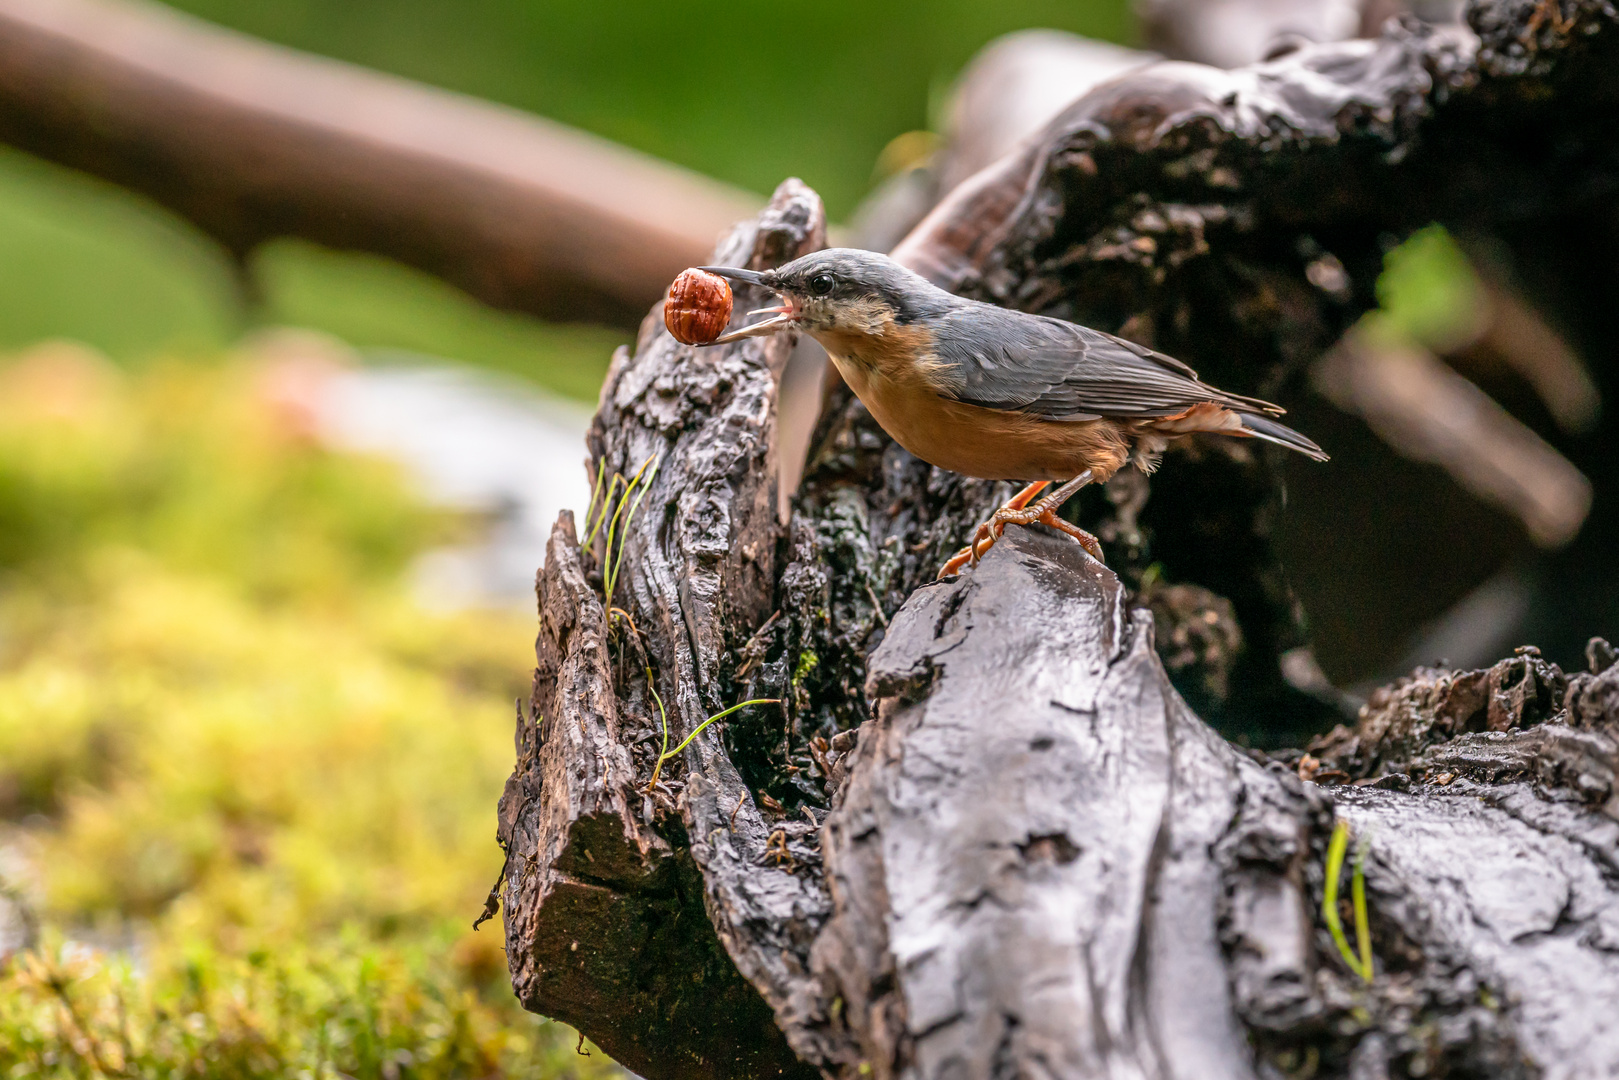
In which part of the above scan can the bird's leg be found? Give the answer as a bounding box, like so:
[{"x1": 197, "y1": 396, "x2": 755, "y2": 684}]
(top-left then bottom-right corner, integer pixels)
[
  {"x1": 979, "y1": 471, "x2": 1099, "y2": 561},
  {"x1": 939, "y1": 481, "x2": 1048, "y2": 578},
  {"x1": 938, "y1": 471, "x2": 1101, "y2": 577},
  {"x1": 974, "y1": 480, "x2": 1050, "y2": 553}
]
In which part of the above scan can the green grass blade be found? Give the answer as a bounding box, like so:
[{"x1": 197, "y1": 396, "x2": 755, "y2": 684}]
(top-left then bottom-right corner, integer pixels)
[
  {"x1": 605, "y1": 452, "x2": 660, "y2": 606},
  {"x1": 583, "y1": 457, "x2": 607, "y2": 539},
  {"x1": 661, "y1": 699, "x2": 781, "y2": 762},
  {"x1": 585, "y1": 472, "x2": 623, "y2": 548},
  {"x1": 601, "y1": 472, "x2": 637, "y2": 595},
  {"x1": 1324, "y1": 819, "x2": 1371, "y2": 982},
  {"x1": 1352, "y1": 831, "x2": 1374, "y2": 982},
  {"x1": 643, "y1": 668, "x2": 671, "y2": 792},
  {"x1": 649, "y1": 673, "x2": 669, "y2": 760},
  {"x1": 600, "y1": 452, "x2": 654, "y2": 600}
]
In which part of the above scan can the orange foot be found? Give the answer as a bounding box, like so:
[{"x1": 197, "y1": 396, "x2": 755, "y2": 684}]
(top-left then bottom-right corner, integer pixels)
[{"x1": 938, "y1": 471, "x2": 1102, "y2": 578}]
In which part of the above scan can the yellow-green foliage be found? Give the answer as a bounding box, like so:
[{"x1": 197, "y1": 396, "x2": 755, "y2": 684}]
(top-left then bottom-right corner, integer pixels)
[
  {"x1": 1367, "y1": 224, "x2": 1487, "y2": 352},
  {"x1": 0, "y1": 348, "x2": 613, "y2": 1078}
]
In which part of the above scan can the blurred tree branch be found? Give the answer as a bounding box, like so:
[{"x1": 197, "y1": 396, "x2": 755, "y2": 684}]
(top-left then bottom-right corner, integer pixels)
[{"x1": 0, "y1": 0, "x2": 760, "y2": 329}]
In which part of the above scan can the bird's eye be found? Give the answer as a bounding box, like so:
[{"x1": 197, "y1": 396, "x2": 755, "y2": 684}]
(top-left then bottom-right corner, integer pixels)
[{"x1": 808, "y1": 272, "x2": 835, "y2": 297}]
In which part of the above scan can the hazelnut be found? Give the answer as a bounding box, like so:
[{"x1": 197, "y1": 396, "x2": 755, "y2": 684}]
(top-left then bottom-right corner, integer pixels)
[{"x1": 664, "y1": 268, "x2": 733, "y2": 345}]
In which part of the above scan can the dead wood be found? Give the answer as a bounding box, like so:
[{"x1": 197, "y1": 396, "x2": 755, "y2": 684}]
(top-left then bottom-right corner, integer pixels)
[
  {"x1": 507, "y1": 505, "x2": 1619, "y2": 1077},
  {"x1": 888, "y1": 0, "x2": 1619, "y2": 723},
  {"x1": 0, "y1": 0, "x2": 758, "y2": 328},
  {"x1": 490, "y1": 2, "x2": 1619, "y2": 1077},
  {"x1": 1134, "y1": 0, "x2": 1465, "y2": 69},
  {"x1": 497, "y1": 178, "x2": 831, "y2": 1079},
  {"x1": 494, "y1": 517, "x2": 802, "y2": 1079},
  {"x1": 810, "y1": 529, "x2": 1617, "y2": 1079},
  {"x1": 1295, "y1": 638, "x2": 1619, "y2": 1075}
]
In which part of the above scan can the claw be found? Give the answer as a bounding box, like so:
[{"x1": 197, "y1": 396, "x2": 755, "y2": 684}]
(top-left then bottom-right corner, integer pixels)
[
  {"x1": 938, "y1": 480, "x2": 1047, "y2": 578},
  {"x1": 936, "y1": 472, "x2": 1101, "y2": 578},
  {"x1": 939, "y1": 546, "x2": 975, "y2": 577}
]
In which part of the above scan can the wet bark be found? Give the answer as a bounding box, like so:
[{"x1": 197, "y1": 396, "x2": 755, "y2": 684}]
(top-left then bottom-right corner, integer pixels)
[
  {"x1": 498, "y1": 2, "x2": 1619, "y2": 1077},
  {"x1": 495, "y1": 179, "x2": 830, "y2": 1080},
  {"x1": 889, "y1": 0, "x2": 1619, "y2": 726}
]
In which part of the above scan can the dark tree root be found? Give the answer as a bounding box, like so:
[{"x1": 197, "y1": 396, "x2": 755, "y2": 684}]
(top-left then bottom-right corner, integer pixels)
[
  {"x1": 814, "y1": 531, "x2": 1619, "y2": 1080},
  {"x1": 496, "y1": 520, "x2": 806, "y2": 1079}
]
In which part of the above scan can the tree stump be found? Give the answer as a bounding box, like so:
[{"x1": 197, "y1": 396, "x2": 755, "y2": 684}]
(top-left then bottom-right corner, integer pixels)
[{"x1": 498, "y1": 3, "x2": 1619, "y2": 1076}]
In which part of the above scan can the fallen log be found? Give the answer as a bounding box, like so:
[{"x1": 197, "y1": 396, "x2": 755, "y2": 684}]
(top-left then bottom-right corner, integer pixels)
[
  {"x1": 506, "y1": 489, "x2": 1619, "y2": 1077},
  {"x1": 1133, "y1": 0, "x2": 1463, "y2": 68},
  {"x1": 0, "y1": 0, "x2": 759, "y2": 328},
  {"x1": 812, "y1": 531, "x2": 1619, "y2": 1079}
]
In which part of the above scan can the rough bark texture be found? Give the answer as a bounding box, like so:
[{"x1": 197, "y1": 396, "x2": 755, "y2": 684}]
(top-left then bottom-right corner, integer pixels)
[
  {"x1": 494, "y1": 517, "x2": 799, "y2": 1078},
  {"x1": 812, "y1": 534, "x2": 1619, "y2": 1080},
  {"x1": 888, "y1": 0, "x2": 1619, "y2": 725},
  {"x1": 809, "y1": 529, "x2": 1318, "y2": 1079},
  {"x1": 497, "y1": 2, "x2": 1619, "y2": 1077},
  {"x1": 1299, "y1": 640, "x2": 1619, "y2": 1076},
  {"x1": 497, "y1": 178, "x2": 834, "y2": 1079}
]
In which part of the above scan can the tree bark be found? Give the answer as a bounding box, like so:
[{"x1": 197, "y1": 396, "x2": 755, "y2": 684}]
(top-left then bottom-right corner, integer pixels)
[
  {"x1": 506, "y1": 499, "x2": 1619, "y2": 1077},
  {"x1": 890, "y1": 0, "x2": 1619, "y2": 714},
  {"x1": 496, "y1": 179, "x2": 835, "y2": 1080},
  {"x1": 498, "y1": 2, "x2": 1619, "y2": 1077},
  {"x1": 0, "y1": 0, "x2": 1609, "y2": 1071}
]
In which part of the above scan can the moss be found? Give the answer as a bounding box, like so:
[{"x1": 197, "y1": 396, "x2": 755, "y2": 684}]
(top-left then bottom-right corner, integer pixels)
[
  {"x1": 792, "y1": 650, "x2": 821, "y2": 687},
  {"x1": 0, "y1": 352, "x2": 614, "y2": 1077}
]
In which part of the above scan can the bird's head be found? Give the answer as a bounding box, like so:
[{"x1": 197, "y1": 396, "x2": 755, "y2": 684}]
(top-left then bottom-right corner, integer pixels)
[{"x1": 700, "y1": 248, "x2": 948, "y2": 344}]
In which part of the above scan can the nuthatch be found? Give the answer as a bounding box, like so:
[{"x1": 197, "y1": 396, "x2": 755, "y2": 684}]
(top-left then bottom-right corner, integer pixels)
[{"x1": 700, "y1": 248, "x2": 1326, "y2": 577}]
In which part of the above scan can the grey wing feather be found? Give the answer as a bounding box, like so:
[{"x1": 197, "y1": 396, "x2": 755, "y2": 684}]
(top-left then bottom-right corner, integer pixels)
[{"x1": 930, "y1": 305, "x2": 1280, "y2": 420}]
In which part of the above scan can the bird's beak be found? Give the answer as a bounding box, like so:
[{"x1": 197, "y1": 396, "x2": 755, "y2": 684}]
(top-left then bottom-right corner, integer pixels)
[
  {"x1": 698, "y1": 265, "x2": 771, "y2": 287},
  {"x1": 697, "y1": 265, "x2": 795, "y2": 344},
  {"x1": 708, "y1": 310, "x2": 793, "y2": 344}
]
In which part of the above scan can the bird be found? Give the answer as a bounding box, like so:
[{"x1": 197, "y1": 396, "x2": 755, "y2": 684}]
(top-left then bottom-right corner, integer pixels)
[{"x1": 697, "y1": 248, "x2": 1326, "y2": 578}]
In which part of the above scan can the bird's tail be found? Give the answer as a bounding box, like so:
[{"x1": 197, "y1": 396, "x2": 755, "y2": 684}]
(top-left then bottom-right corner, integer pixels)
[{"x1": 1239, "y1": 412, "x2": 1329, "y2": 461}]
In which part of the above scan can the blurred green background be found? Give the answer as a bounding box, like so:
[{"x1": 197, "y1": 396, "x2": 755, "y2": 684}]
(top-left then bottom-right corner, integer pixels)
[{"x1": 0, "y1": 0, "x2": 1135, "y2": 394}]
